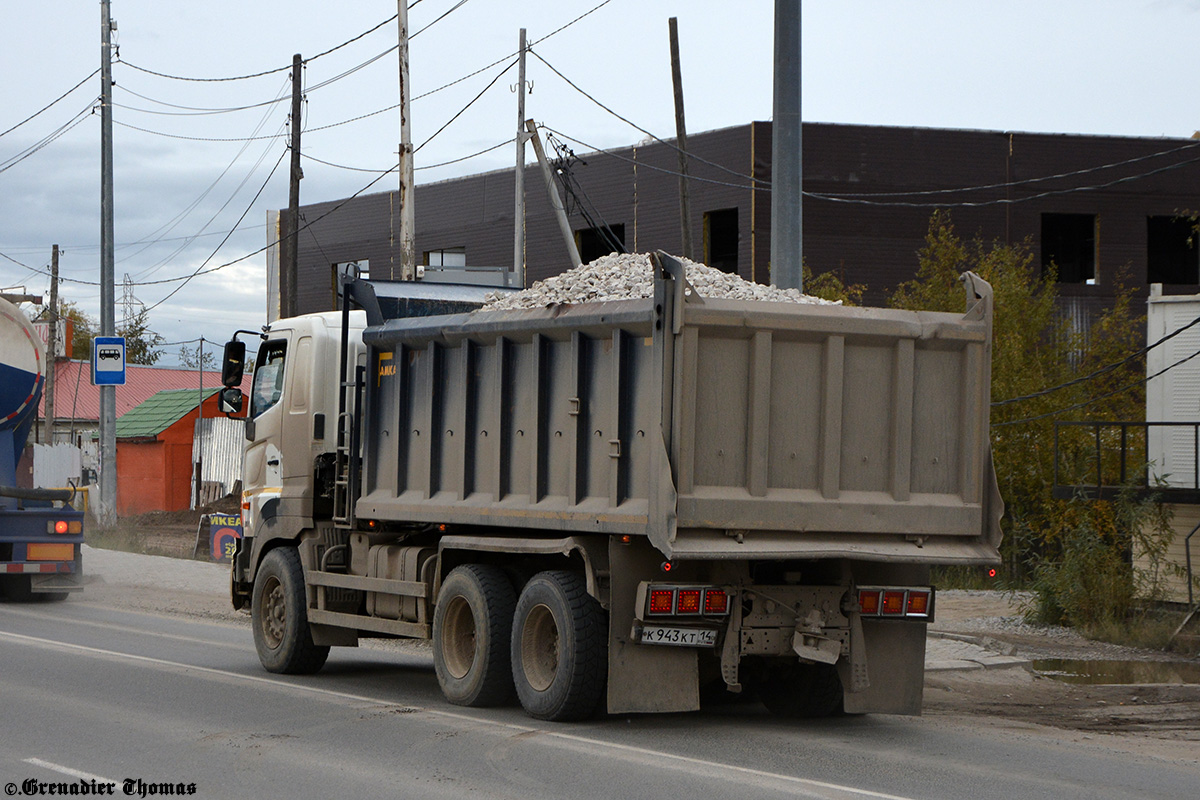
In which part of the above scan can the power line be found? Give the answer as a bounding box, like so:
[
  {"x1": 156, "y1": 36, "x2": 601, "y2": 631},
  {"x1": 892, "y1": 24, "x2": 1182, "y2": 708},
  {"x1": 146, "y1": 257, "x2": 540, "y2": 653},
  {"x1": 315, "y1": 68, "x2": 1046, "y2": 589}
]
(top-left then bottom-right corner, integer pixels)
[
  {"x1": 0, "y1": 101, "x2": 97, "y2": 175},
  {"x1": 410, "y1": 0, "x2": 472, "y2": 39},
  {"x1": 142, "y1": 146, "x2": 289, "y2": 313},
  {"x1": 115, "y1": 9, "x2": 405, "y2": 84},
  {"x1": 529, "y1": 48, "x2": 770, "y2": 189},
  {"x1": 414, "y1": 58, "x2": 518, "y2": 153},
  {"x1": 993, "y1": 346, "x2": 1200, "y2": 428},
  {"x1": 992, "y1": 314, "x2": 1200, "y2": 407},
  {"x1": 0, "y1": 69, "x2": 99, "y2": 139},
  {"x1": 300, "y1": 138, "x2": 509, "y2": 174},
  {"x1": 111, "y1": 119, "x2": 286, "y2": 143}
]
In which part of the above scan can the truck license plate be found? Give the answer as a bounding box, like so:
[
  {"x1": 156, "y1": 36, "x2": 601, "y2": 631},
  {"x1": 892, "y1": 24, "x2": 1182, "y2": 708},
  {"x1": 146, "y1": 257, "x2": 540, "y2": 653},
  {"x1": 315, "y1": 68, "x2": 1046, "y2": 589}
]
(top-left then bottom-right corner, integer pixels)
[{"x1": 640, "y1": 625, "x2": 718, "y2": 647}]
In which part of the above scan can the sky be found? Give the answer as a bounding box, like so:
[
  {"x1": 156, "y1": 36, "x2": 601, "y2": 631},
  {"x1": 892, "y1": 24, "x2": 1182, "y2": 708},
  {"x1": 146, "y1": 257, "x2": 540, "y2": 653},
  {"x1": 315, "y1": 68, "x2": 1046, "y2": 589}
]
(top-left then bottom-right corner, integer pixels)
[{"x1": 3, "y1": 0, "x2": 1200, "y2": 367}]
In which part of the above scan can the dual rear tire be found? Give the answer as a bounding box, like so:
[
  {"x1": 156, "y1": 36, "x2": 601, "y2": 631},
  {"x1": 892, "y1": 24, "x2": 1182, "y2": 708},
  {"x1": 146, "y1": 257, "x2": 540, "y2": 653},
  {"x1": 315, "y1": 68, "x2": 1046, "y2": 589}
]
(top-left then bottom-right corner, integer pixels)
[{"x1": 433, "y1": 567, "x2": 606, "y2": 722}]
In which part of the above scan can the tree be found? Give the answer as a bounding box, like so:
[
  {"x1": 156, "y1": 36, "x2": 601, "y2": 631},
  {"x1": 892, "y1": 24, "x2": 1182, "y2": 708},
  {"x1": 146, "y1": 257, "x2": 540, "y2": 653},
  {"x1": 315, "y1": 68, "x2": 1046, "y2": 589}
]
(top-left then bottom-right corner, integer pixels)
[
  {"x1": 888, "y1": 212, "x2": 1147, "y2": 590},
  {"x1": 118, "y1": 308, "x2": 165, "y2": 366},
  {"x1": 39, "y1": 300, "x2": 96, "y2": 361},
  {"x1": 178, "y1": 342, "x2": 216, "y2": 371}
]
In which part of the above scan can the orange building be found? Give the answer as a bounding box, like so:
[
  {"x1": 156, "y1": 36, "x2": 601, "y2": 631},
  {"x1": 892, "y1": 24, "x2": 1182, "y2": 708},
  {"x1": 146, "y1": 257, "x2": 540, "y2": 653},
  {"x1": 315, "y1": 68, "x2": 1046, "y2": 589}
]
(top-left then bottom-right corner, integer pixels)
[{"x1": 115, "y1": 388, "x2": 232, "y2": 516}]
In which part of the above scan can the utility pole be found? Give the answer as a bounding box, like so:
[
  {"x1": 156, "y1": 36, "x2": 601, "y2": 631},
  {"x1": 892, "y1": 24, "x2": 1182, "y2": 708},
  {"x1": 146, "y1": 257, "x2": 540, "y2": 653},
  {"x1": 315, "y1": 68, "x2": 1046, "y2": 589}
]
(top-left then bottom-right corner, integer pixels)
[
  {"x1": 771, "y1": 0, "x2": 802, "y2": 291},
  {"x1": 280, "y1": 53, "x2": 303, "y2": 319},
  {"x1": 397, "y1": 1, "x2": 416, "y2": 280},
  {"x1": 526, "y1": 119, "x2": 582, "y2": 269},
  {"x1": 513, "y1": 28, "x2": 528, "y2": 289},
  {"x1": 98, "y1": 0, "x2": 117, "y2": 526},
  {"x1": 668, "y1": 17, "x2": 693, "y2": 261},
  {"x1": 44, "y1": 245, "x2": 60, "y2": 445}
]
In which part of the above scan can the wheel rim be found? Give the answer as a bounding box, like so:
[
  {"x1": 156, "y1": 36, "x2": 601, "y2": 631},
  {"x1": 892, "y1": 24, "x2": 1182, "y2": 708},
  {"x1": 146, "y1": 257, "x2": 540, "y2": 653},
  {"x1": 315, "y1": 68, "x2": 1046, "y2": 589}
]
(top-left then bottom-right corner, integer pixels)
[
  {"x1": 520, "y1": 603, "x2": 559, "y2": 692},
  {"x1": 260, "y1": 575, "x2": 285, "y2": 649},
  {"x1": 441, "y1": 595, "x2": 477, "y2": 680}
]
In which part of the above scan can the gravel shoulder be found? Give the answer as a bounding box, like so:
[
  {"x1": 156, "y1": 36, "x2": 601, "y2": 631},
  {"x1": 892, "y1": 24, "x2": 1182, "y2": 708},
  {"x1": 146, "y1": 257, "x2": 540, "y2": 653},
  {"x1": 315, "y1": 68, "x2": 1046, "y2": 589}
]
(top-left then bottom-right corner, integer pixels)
[{"x1": 72, "y1": 545, "x2": 1200, "y2": 759}]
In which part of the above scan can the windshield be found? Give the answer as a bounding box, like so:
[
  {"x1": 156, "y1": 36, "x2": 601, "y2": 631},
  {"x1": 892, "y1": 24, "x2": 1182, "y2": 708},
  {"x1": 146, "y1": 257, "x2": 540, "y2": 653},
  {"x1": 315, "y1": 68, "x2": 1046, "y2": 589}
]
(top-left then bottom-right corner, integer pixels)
[{"x1": 250, "y1": 340, "x2": 287, "y2": 418}]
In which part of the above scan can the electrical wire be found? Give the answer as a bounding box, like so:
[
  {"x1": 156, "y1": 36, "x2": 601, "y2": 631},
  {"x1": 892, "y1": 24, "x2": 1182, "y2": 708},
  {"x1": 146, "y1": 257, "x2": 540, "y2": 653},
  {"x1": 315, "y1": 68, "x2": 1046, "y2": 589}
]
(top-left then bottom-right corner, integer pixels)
[
  {"x1": 993, "y1": 347, "x2": 1200, "y2": 428},
  {"x1": 411, "y1": 0, "x2": 614, "y2": 103},
  {"x1": 530, "y1": 48, "x2": 770, "y2": 189},
  {"x1": 116, "y1": 9, "x2": 404, "y2": 83},
  {"x1": 414, "y1": 58, "x2": 518, "y2": 153},
  {"x1": 0, "y1": 100, "x2": 97, "y2": 175},
  {"x1": 992, "y1": 314, "x2": 1200, "y2": 407},
  {"x1": 111, "y1": 119, "x2": 287, "y2": 143},
  {"x1": 112, "y1": 85, "x2": 289, "y2": 117},
  {"x1": 410, "y1": 0, "x2": 472, "y2": 39},
  {"x1": 141, "y1": 146, "x2": 289, "y2": 313},
  {"x1": 0, "y1": 69, "x2": 100, "y2": 139}
]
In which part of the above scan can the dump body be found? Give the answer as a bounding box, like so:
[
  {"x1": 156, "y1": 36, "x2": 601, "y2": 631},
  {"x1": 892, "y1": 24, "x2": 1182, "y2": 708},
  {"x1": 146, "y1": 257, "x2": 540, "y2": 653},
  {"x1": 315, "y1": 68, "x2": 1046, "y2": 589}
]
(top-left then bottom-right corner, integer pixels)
[
  {"x1": 0, "y1": 297, "x2": 85, "y2": 598},
  {"x1": 358, "y1": 274, "x2": 1001, "y2": 564},
  {"x1": 230, "y1": 260, "x2": 1001, "y2": 720}
]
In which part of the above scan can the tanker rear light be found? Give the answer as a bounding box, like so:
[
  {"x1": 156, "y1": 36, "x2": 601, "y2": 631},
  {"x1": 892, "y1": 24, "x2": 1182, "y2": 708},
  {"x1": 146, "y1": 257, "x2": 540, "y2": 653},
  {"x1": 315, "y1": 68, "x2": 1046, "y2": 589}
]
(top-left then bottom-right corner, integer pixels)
[
  {"x1": 644, "y1": 585, "x2": 730, "y2": 617},
  {"x1": 857, "y1": 586, "x2": 934, "y2": 620},
  {"x1": 47, "y1": 520, "x2": 82, "y2": 535}
]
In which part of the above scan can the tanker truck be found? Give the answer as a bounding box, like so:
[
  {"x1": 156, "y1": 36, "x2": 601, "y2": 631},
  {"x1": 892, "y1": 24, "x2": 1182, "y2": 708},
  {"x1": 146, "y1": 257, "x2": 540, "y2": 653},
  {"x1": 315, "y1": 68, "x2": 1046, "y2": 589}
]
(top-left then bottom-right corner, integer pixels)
[
  {"x1": 0, "y1": 296, "x2": 85, "y2": 601},
  {"x1": 221, "y1": 254, "x2": 1003, "y2": 721}
]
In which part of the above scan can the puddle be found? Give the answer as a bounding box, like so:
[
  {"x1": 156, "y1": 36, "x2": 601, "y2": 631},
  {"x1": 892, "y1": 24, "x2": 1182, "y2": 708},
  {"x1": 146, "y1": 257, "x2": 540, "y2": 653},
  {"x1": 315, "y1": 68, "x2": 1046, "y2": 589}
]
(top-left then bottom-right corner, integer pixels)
[{"x1": 1033, "y1": 659, "x2": 1200, "y2": 685}]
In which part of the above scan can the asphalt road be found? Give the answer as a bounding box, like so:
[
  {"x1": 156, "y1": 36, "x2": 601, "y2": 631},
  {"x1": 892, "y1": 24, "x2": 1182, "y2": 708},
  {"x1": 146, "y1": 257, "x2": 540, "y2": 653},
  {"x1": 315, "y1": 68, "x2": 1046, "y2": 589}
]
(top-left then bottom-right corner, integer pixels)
[{"x1": 1, "y1": 591, "x2": 1198, "y2": 800}]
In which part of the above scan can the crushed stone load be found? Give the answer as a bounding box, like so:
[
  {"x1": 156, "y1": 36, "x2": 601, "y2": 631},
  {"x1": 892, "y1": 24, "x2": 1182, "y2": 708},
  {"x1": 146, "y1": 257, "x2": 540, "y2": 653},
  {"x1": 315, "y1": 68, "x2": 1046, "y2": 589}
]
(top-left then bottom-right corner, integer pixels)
[{"x1": 480, "y1": 252, "x2": 838, "y2": 311}]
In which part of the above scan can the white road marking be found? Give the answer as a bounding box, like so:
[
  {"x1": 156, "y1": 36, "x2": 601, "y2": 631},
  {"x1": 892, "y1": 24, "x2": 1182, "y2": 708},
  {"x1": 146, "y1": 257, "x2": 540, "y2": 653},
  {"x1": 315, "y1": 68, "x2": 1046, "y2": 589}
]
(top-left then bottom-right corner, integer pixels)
[
  {"x1": 0, "y1": 605, "x2": 246, "y2": 650},
  {"x1": 23, "y1": 757, "x2": 117, "y2": 785},
  {"x1": 2, "y1": 629, "x2": 919, "y2": 800}
]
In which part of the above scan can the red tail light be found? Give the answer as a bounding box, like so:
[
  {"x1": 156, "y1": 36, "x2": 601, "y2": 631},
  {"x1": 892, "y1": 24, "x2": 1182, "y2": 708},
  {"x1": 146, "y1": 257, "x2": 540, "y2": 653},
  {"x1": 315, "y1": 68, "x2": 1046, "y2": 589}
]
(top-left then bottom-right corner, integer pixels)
[
  {"x1": 907, "y1": 590, "x2": 931, "y2": 617},
  {"x1": 648, "y1": 589, "x2": 674, "y2": 615},
  {"x1": 881, "y1": 590, "x2": 906, "y2": 615},
  {"x1": 675, "y1": 589, "x2": 702, "y2": 614},
  {"x1": 703, "y1": 589, "x2": 728, "y2": 615},
  {"x1": 858, "y1": 589, "x2": 882, "y2": 615},
  {"x1": 857, "y1": 586, "x2": 935, "y2": 621}
]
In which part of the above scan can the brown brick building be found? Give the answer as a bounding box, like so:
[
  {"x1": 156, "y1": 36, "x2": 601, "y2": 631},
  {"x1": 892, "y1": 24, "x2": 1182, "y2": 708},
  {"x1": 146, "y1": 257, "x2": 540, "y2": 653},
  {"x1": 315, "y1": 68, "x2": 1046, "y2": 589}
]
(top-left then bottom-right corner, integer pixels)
[{"x1": 279, "y1": 121, "x2": 1200, "y2": 316}]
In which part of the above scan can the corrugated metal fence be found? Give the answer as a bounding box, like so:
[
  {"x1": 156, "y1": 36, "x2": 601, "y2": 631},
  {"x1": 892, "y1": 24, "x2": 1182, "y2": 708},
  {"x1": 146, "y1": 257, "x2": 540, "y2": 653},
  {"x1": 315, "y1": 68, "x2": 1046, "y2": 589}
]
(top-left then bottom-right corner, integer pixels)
[{"x1": 191, "y1": 417, "x2": 245, "y2": 508}]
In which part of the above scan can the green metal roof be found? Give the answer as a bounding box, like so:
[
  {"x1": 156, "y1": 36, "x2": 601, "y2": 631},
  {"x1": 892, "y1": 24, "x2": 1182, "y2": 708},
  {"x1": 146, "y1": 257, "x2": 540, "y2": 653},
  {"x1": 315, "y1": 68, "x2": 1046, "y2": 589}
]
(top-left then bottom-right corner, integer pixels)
[{"x1": 116, "y1": 387, "x2": 219, "y2": 439}]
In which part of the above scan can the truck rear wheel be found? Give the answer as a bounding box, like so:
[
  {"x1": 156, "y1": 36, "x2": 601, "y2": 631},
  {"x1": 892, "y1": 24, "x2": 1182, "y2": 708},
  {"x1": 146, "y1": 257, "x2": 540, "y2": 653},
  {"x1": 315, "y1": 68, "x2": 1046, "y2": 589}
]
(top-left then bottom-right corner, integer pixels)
[
  {"x1": 252, "y1": 547, "x2": 329, "y2": 674},
  {"x1": 755, "y1": 660, "x2": 844, "y2": 718},
  {"x1": 511, "y1": 570, "x2": 606, "y2": 722},
  {"x1": 432, "y1": 564, "x2": 516, "y2": 707}
]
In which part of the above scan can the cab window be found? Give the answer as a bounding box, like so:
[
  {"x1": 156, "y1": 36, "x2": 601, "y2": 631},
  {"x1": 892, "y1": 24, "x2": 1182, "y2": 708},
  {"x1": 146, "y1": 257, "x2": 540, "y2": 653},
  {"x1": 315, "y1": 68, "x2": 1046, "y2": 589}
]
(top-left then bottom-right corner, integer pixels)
[{"x1": 250, "y1": 340, "x2": 287, "y2": 418}]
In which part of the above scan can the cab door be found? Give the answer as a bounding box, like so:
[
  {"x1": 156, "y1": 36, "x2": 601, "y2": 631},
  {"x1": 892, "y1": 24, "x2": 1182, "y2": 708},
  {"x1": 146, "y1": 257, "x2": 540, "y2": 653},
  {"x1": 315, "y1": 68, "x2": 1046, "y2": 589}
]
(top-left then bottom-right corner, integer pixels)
[{"x1": 243, "y1": 337, "x2": 289, "y2": 537}]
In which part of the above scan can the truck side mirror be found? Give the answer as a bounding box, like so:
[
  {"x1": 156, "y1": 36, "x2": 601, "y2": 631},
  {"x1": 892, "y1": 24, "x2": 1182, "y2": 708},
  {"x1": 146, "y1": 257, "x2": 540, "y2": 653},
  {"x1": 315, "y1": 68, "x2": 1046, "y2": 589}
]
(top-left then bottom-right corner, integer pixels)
[
  {"x1": 220, "y1": 387, "x2": 244, "y2": 415},
  {"x1": 222, "y1": 340, "x2": 246, "y2": 388}
]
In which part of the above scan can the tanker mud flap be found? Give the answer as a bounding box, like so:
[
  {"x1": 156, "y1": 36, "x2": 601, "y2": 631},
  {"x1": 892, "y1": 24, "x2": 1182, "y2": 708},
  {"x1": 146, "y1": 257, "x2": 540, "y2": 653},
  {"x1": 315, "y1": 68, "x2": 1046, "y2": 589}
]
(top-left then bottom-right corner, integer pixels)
[{"x1": 607, "y1": 537, "x2": 699, "y2": 714}]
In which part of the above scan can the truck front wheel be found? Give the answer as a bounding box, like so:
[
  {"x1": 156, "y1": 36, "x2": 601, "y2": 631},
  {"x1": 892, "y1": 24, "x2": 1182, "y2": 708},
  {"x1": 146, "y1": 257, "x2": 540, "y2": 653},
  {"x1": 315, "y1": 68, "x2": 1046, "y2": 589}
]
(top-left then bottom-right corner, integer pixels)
[
  {"x1": 251, "y1": 547, "x2": 329, "y2": 674},
  {"x1": 433, "y1": 564, "x2": 517, "y2": 707},
  {"x1": 511, "y1": 570, "x2": 607, "y2": 722}
]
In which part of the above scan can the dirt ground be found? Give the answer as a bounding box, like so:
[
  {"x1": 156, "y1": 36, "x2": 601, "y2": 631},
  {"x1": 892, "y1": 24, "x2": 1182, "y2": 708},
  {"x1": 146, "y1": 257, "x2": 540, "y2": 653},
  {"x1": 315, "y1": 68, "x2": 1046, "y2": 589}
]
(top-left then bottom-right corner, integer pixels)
[
  {"x1": 85, "y1": 511, "x2": 1200, "y2": 756},
  {"x1": 926, "y1": 591, "x2": 1200, "y2": 757}
]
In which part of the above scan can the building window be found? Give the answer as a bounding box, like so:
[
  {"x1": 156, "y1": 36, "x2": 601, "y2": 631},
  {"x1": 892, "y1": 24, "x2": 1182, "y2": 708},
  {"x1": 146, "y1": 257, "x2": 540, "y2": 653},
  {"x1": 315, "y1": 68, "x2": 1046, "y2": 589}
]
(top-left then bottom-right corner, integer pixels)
[
  {"x1": 425, "y1": 248, "x2": 467, "y2": 267},
  {"x1": 575, "y1": 224, "x2": 625, "y2": 264},
  {"x1": 1041, "y1": 213, "x2": 1096, "y2": 284},
  {"x1": 704, "y1": 209, "x2": 739, "y2": 273},
  {"x1": 1147, "y1": 216, "x2": 1199, "y2": 285}
]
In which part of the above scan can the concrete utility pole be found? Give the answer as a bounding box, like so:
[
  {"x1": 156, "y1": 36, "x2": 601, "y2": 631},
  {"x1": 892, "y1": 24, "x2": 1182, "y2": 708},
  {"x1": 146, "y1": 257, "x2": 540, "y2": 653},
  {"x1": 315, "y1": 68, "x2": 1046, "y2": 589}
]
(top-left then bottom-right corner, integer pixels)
[
  {"x1": 44, "y1": 245, "x2": 60, "y2": 445},
  {"x1": 98, "y1": 0, "x2": 117, "y2": 526},
  {"x1": 668, "y1": 18, "x2": 693, "y2": 261},
  {"x1": 513, "y1": 28, "x2": 528, "y2": 288},
  {"x1": 526, "y1": 119, "x2": 582, "y2": 269},
  {"x1": 397, "y1": 1, "x2": 416, "y2": 280},
  {"x1": 771, "y1": 0, "x2": 802, "y2": 291},
  {"x1": 280, "y1": 54, "x2": 303, "y2": 319}
]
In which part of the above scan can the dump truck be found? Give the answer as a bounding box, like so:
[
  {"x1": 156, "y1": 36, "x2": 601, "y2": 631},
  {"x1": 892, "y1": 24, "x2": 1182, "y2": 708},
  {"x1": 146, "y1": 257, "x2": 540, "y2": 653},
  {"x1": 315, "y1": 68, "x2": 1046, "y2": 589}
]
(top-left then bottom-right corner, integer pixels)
[
  {"x1": 0, "y1": 296, "x2": 85, "y2": 601},
  {"x1": 222, "y1": 254, "x2": 1002, "y2": 721}
]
